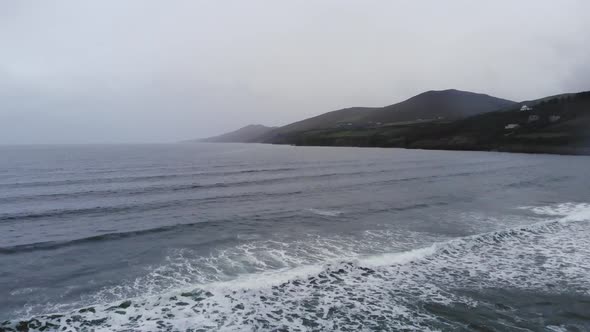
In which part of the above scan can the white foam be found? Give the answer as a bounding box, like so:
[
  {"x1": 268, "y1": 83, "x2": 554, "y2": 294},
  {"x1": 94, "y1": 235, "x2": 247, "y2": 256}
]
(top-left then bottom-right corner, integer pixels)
[
  {"x1": 362, "y1": 245, "x2": 438, "y2": 267},
  {"x1": 235, "y1": 233, "x2": 262, "y2": 241},
  {"x1": 207, "y1": 263, "x2": 325, "y2": 290},
  {"x1": 306, "y1": 208, "x2": 343, "y2": 217},
  {"x1": 9, "y1": 287, "x2": 36, "y2": 296},
  {"x1": 521, "y1": 202, "x2": 590, "y2": 220},
  {"x1": 9, "y1": 202, "x2": 590, "y2": 331}
]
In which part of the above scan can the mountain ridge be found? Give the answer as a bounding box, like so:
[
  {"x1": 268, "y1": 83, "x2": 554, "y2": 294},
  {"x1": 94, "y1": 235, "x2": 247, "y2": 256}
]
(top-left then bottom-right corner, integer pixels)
[
  {"x1": 273, "y1": 90, "x2": 590, "y2": 155},
  {"x1": 259, "y1": 89, "x2": 516, "y2": 143},
  {"x1": 189, "y1": 89, "x2": 590, "y2": 155},
  {"x1": 195, "y1": 89, "x2": 516, "y2": 143}
]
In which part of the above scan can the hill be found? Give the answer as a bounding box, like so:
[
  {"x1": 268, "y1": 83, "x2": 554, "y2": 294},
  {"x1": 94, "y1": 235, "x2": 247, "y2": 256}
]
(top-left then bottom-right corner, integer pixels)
[
  {"x1": 270, "y1": 91, "x2": 590, "y2": 155},
  {"x1": 406, "y1": 91, "x2": 590, "y2": 154},
  {"x1": 261, "y1": 89, "x2": 516, "y2": 143},
  {"x1": 192, "y1": 125, "x2": 277, "y2": 143}
]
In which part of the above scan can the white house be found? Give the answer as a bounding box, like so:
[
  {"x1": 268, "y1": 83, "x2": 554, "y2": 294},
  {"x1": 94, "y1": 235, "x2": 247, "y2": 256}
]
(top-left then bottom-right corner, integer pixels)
[
  {"x1": 520, "y1": 105, "x2": 532, "y2": 112},
  {"x1": 505, "y1": 124, "x2": 520, "y2": 130},
  {"x1": 549, "y1": 115, "x2": 561, "y2": 122}
]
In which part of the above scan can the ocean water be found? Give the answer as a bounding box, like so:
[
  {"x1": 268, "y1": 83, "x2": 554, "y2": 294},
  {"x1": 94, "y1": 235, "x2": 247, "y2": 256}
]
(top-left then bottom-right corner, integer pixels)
[{"x1": 0, "y1": 143, "x2": 589, "y2": 331}]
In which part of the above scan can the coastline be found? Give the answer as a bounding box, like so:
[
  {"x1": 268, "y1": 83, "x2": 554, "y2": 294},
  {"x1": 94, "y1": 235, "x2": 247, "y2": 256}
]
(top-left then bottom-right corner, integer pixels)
[{"x1": 268, "y1": 142, "x2": 590, "y2": 156}]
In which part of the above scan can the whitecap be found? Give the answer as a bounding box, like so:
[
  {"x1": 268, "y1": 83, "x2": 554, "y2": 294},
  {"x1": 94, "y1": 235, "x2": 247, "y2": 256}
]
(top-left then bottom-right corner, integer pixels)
[
  {"x1": 8, "y1": 202, "x2": 590, "y2": 331},
  {"x1": 306, "y1": 208, "x2": 343, "y2": 217}
]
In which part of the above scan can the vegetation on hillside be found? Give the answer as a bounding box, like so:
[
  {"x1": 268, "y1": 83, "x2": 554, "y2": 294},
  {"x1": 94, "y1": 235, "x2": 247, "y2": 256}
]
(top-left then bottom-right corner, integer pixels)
[{"x1": 269, "y1": 91, "x2": 590, "y2": 155}]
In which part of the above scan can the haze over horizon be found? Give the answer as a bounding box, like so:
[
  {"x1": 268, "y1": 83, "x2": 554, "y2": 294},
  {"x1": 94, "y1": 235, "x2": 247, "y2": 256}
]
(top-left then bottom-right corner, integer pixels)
[{"x1": 1, "y1": 0, "x2": 589, "y2": 144}]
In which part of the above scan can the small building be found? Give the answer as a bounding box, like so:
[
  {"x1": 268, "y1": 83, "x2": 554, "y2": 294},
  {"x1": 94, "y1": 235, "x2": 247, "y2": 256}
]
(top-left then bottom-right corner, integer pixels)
[
  {"x1": 528, "y1": 115, "x2": 540, "y2": 122},
  {"x1": 520, "y1": 105, "x2": 533, "y2": 112},
  {"x1": 549, "y1": 115, "x2": 561, "y2": 122},
  {"x1": 505, "y1": 123, "x2": 520, "y2": 130}
]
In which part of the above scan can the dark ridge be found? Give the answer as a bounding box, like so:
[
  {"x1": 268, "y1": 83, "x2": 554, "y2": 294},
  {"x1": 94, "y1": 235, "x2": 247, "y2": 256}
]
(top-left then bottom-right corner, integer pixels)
[
  {"x1": 263, "y1": 90, "x2": 590, "y2": 155},
  {"x1": 192, "y1": 89, "x2": 515, "y2": 144},
  {"x1": 260, "y1": 89, "x2": 516, "y2": 143}
]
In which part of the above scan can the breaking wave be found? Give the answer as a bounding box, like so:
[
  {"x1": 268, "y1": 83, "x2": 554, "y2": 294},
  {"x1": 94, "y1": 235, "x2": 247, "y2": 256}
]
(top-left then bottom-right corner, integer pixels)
[{"x1": 3, "y1": 203, "x2": 590, "y2": 331}]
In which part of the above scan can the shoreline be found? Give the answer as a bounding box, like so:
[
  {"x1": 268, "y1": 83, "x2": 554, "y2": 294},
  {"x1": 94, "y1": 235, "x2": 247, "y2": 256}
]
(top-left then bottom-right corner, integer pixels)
[
  {"x1": 194, "y1": 141, "x2": 590, "y2": 157},
  {"x1": 269, "y1": 142, "x2": 590, "y2": 156}
]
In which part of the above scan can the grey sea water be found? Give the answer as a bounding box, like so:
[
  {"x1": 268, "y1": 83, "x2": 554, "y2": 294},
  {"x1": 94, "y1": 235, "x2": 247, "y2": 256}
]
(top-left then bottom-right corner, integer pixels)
[{"x1": 1, "y1": 143, "x2": 589, "y2": 331}]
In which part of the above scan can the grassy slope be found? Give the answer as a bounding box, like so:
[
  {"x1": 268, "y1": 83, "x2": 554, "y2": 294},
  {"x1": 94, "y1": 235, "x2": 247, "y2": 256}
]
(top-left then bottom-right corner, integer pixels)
[
  {"x1": 261, "y1": 89, "x2": 516, "y2": 142},
  {"x1": 271, "y1": 91, "x2": 590, "y2": 155}
]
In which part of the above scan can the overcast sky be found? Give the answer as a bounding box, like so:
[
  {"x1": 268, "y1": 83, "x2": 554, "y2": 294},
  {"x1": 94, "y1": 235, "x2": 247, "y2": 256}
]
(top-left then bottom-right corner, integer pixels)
[{"x1": 1, "y1": 0, "x2": 589, "y2": 144}]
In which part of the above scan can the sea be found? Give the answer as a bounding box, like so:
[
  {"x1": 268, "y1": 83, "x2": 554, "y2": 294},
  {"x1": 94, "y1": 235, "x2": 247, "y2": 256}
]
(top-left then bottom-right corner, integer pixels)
[{"x1": 0, "y1": 143, "x2": 589, "y2": 331}]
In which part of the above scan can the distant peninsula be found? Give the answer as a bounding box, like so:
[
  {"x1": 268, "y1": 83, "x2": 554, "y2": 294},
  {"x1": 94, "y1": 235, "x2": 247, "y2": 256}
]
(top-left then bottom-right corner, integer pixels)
[
  {"x1": 191, "y1": 89, "x2": 590, "y2": 156},
  {"x1": 185, "y1": 124, "x2": 277, "y2": 143}
]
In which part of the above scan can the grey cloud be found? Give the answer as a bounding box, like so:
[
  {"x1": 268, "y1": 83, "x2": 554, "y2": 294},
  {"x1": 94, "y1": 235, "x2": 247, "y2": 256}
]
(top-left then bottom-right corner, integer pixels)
[{"x1": 0, "y1": 0, "x2": 589, "y2": 144}]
